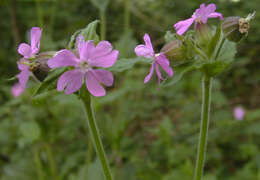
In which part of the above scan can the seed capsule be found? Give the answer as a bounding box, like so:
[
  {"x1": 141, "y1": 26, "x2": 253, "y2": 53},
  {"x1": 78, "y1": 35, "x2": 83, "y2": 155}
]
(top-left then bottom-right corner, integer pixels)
[{"x1": 222, "y1": 12, "x2": 255, "y2": 42}]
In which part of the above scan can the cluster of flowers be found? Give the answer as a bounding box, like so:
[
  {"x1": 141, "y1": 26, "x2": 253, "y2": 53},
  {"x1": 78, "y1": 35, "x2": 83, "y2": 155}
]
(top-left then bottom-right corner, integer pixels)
[{"x1": 12, "y1": 3, "x2": 224, "y2": 98}]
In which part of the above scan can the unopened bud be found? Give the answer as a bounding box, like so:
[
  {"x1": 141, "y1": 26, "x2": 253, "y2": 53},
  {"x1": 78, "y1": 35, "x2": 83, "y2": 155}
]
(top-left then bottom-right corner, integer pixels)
[
  {"x1": 160, "y1": 40, "x2": 184, "y2": 64},
  {"x1": 195, "y1": 23, "x2": 213, "y2": 46}
]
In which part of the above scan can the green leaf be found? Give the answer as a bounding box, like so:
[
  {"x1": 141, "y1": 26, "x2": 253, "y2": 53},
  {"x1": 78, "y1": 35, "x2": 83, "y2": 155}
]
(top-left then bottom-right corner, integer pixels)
[
  {"x1": 80, "y1": 20, "x2": 100, "y2": 43},
  {"x1": 31, "y1": 91, "x2": 58, "y2": 106},
  {"x1": 198, "y1": 40, "x2": 236, "y2": 77},
  {"x1": 162, "y1": 62, "x2": 196, "y2": 87},
  {"x1": 216, "y1": 39, "x2": 236, "y2": 62},
  {"x1": 33, "y1": 67, "x2": 67, "y2": 97},
  {"x1": 108, "y1": 57, "x2": 153, "y2": 72},
  {"x1": 19, "y1": 122, "x2": 41, "y2": 142},
  {"x1": 68, "y1": 20, "x2": 100, "y2": 49},
  {"x1": 200, "y1": 60, "x2": 233, "y2": 77},
  {"x1": 90, "y1": 0, "x2": 109, "y2": 11}
]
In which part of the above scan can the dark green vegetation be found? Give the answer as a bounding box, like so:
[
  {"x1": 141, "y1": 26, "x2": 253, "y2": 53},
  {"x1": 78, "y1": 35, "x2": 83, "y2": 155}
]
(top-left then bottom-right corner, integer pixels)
[{"x1": 0, "y1": 0, "x2": 260, "y2": 179}]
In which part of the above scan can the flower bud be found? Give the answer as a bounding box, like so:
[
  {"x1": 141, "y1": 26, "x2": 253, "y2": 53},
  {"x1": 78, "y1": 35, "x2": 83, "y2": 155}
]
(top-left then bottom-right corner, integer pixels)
[
  {"x1": 222, "y1": 12, "x2": 255, "y2": 42},
  {"x1": 195, "y1": 23, "x2": 213, "y2": 46},
  {"x1": 160, "y1": 40, "x2": 184, "y2": 63}
]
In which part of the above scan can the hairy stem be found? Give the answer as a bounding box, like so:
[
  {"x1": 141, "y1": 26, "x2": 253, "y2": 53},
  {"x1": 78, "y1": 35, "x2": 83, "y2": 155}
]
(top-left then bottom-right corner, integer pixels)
[
  {"x1": 194, "y1": 74, "x2": 212, "y2": 180},
  {"x1": 81, "y1": 91, "x2": 113, "y2": 180}
]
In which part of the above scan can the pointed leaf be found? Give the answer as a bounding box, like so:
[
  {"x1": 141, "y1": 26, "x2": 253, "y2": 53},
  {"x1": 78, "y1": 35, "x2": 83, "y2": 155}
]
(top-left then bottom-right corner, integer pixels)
[
  {"x1": 68, "y1": 20, "x2": 100, "y2": 49},
  {"x1": 33, "y1": 67, "x2": 67, "y2": 96},
  {"x1": 162, "y1": 62, "x2": 196, "y2": 87}
]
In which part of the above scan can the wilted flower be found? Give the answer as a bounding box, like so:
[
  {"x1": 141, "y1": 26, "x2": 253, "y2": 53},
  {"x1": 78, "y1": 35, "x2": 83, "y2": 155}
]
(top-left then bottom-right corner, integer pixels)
[
  {"x1": 222, "y1": 12, "x2": 255, "y2": 42},
  {"x1": 48, "y1": 35, "x2": 119, "y2": 96},
  {"x1": 16, "y1": 27, "x2": 42, "y2": 89},
  {"x1": 31, "y1": 58, "x2": 51, "y2": 82},
  {"x1": 174, "y1": 3, "x2": 223, "y2": 35},
  {"x1": 234, "y1": 106, "x2": 245, "y2": 120},
  {"x1": 11, "y1": 83, "x2": 25, "y2": 97},
  {"x1": 135, "y1": 34, "x2": 174, "y2": 85}
]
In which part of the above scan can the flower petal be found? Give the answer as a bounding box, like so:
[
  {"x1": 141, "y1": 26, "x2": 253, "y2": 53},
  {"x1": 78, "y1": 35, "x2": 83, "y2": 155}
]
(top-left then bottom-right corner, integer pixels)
[
  {"x1": 155, "y1": 63, "x2": 164, "y2": 85},
  {"x1": 57, "y1": 69, "x2": 83, "y2": 94},
  {"x1": 208, "y1": 12, "x2": 223, "y2": 20},
  {"x1": 90, "y1": 41, "x2": 113, "y2": 59},
  {"x1": 18, "y1": 43, "x2": 32, "y2": 58},
  {"x1": 155, "y1": 63, "x2": 164, "y2": 80},
  {"x1": 144, "y1": 63, "x2": 155, "y2": 84},
  {"x1": 156, "y1": 54, "x2": 174, "y2": 77},
  {"x1": 206, "y1": 3, "x2": 216, "y2": 14},
  {"x1": 143, "y1": 34, "x2": 154, "y2": 52},
  {"x1": 92, "y1": 69, "x2": 114, "y2": 87},
  {"x1": 48, "y1": 49, "x2": 79, "y2": 68},
  {"x1": 135, "y1": 45, "x2": 154, "y2": 58},
  {"x1": 90, "y1": 50, "x2": 119, "y2": 68},
  {"x1": 17, "y1": 68, "x2": 30, "y2": 88},
  {"x1": 11, "y1": 83, "x2": 25, "y2": 97},
  {"x1": 30, "y1": 27, "x2": 42, "y2": 54},
  {"x1": 79, "y1": 40, "x2": 95, "y2": 61},
  {"x1": 85, "y1": 71, "x2": 106, "y2": 97},
  {"x1": 76, "y1": 34, "x2": 85, "y2": 55},
  {"x1": 174, "y1": 17, "x2": 195, "y2": 35},
  {"x1": 17, "y1": 59, "x2": 29, "y2": 71}
]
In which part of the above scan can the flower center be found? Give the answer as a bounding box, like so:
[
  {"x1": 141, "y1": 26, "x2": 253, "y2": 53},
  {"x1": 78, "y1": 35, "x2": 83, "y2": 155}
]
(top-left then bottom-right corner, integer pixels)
[
  {"x1": 79, "y1": 61, "x2": 91, "y2": 73},
  {"x1": 195, "y1": 16, "x2": 202, "y2": 24}
]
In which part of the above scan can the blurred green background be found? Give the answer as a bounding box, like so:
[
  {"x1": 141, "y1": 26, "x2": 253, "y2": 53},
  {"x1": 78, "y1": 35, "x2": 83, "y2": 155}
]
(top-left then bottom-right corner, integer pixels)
[{"x1": 0, "y1": 0, "x2": 260, "y2": 179}]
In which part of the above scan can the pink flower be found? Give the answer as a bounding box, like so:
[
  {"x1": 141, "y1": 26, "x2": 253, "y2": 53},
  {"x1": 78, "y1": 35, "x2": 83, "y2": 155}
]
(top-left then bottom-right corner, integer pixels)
[
  {"x1": 16, "y1": 59, "x2": 30, "y2": 88},
  {"x1": 234, "y1": 106, "x2": 245, "y2": 121},
  {"x1": 18, "y1": 27, "x2": 42, "y2": 58},
  {"x1": 174, "y1": 3, "x2": 223, "y2": 35},
  {"x1": 11, "y1": 83, "x2": 25, "y2": 97},
  {"x1": 47, "y1": 35, "x2": 119, "y2": 96},
  {"x1": 135, "y1": 33, "x2": 174, "y2": 85},
  {"x1": 16, "y1": 27, "x2": 42, "y2": 88}
]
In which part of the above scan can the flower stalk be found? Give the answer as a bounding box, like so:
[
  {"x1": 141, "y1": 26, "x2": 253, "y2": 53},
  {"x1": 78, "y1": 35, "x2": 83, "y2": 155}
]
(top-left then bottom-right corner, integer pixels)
[
  {"x1": 81, "y1": 89, "x2": 113, "y2": 180},
  {"x1": 194, "y1": 74, "x2": 212, "y2": 180}
]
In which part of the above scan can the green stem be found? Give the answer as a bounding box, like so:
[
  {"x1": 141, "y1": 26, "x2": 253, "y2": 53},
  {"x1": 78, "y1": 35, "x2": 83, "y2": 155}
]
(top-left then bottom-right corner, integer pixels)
[
  {"x1": 35, "y1": 0, "x2": 44, "y2": 28},
  {"x1": 81, "y1": 91, "x2": 113, "y2": 180},
  {"x1": 85, "y1": 133, "x2": 94, "y2": 168},
  {"x1": 45, "y1": 144, "x2": 58, "y2": 180},
  {"x1": 124, "y1": 0, "x2": 130, "y2": 33},
  {"x1": 194, "y1": 74, "x2": 212, "y2": 180},
  {"x1": 214, "y1": 37, "x2": 226, "y2": 61},
  {"x1": 100, "y1": 9, "x2": 106, "y2": 40},
  {"x1": 33, "y1": 147, "x2": 44, "y2": 180}
]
